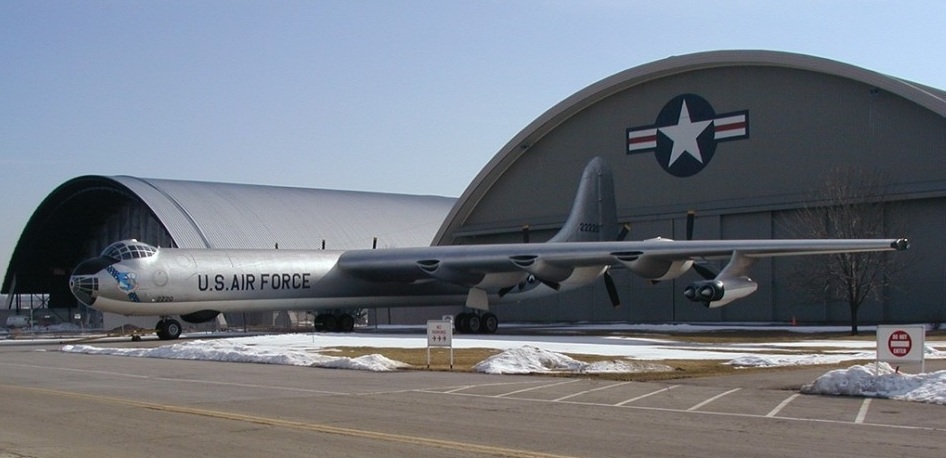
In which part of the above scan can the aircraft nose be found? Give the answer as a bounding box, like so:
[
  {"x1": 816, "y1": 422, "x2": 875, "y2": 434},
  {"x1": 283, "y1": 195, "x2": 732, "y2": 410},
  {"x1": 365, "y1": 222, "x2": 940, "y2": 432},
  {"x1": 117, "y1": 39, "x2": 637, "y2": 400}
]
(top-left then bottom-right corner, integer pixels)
[{"x1": 70, "y1": 256, "x2": 117, "y2": 306}]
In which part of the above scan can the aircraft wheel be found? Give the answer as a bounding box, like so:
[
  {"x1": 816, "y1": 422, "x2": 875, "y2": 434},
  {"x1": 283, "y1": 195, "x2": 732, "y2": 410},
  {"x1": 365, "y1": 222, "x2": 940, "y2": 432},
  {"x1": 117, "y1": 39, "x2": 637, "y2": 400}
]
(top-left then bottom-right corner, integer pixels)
[
  {"x1": 322, "y1": 314, "x2": 338, "y2": 332},
  {"x1": 466, "y1": 314, "x2": 482, "y2": 333},
  {"x1": 313, "y1": 314, "x2": 326, "y2": 331},
  {"x1": 337, "y1": 314, "x2": 355, "y2": 333},
  {"x1": 455, "y1": 313, "x2": 470, "y2": 334},
  {"x1": 155, "y1": 320, "x2": 168, "y2": 340},
  {"x1": 163, "y1": 319, "x2": 182, "y2": 340},
  {"x1": 480, "y1": 313, "x2": 498, "y2": 334}
]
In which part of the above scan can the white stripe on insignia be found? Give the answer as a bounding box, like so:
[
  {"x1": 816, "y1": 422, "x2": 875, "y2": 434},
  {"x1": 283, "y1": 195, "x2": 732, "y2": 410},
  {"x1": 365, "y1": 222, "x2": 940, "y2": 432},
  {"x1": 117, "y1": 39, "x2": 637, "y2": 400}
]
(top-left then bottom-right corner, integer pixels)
[
  {"x1": 627, "y1": 127, "x2": 658, "y2": 151},
  {"x1": 713, "y1": 114, "x2": 747, "y2": 139}
]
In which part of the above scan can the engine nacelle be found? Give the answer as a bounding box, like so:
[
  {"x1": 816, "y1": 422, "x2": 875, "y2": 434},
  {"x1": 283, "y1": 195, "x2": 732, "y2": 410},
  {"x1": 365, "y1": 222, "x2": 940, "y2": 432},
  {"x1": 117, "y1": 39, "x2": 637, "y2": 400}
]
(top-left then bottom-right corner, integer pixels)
[
  {"x1": 613, "y1": 252, "x2": 693, "y2": 281},
  {"x1": 683, "y1": 277, "x2": 758, "y2": 308}
]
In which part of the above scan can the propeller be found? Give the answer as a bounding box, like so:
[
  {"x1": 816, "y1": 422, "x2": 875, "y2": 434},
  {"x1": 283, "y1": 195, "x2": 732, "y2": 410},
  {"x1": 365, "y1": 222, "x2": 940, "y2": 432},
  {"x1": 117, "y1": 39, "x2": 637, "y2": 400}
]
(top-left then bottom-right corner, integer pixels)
[
  {"x1": 603, "y1": 272, "x2": 620, "y2": 308},
  {"x1": 501, "y1": 223, "x2": 622, "y2": 307},
  {"x1": 616, "y1": 223, "x2": 631, "y2": 241},
  {"x1": 686, "y1": 209, "x2": 718, "y2": 280},
  {"x1": 686, "y1": 210, "x2": 695, "y2": 241},
  {"x1": 600, "y1": 223, "x2": 631, "y2": 308}
]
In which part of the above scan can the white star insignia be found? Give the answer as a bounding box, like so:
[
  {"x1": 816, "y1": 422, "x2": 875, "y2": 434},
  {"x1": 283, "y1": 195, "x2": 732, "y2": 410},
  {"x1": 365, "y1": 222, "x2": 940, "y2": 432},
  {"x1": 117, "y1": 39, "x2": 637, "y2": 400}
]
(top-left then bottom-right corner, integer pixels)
[{"x1": 658, "y1": 100, "x2": 712, "y2": 166}]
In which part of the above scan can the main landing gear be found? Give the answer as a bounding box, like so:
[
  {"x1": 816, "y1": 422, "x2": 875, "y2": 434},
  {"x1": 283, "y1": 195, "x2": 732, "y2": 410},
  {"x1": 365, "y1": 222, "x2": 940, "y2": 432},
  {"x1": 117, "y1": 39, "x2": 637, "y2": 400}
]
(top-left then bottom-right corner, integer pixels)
[
  {"x1": 156, "y1": 317, "x2": 182, "y2": 340},
  {"x1": 454, "y1": 312, "x2": 498, "y2": 334},
  {"x1": 313, "y1": 312, "x2": 356, "y2": 333}
]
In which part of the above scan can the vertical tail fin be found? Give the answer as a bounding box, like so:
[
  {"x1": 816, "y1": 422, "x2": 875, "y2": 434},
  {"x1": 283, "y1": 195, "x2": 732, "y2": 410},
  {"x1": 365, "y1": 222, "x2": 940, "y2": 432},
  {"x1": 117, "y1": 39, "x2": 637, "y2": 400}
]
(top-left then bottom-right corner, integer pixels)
[{"x1": 548, "y1": 157, "x2": 618, "y2": 243}]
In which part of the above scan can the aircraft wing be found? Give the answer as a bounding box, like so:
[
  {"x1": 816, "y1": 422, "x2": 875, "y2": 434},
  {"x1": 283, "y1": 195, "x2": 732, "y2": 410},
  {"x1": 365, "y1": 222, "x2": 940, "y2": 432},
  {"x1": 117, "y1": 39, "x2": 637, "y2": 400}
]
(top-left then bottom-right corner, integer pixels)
[{"x1": 337, "y1": 238, "x2": 909, "y2": 285}]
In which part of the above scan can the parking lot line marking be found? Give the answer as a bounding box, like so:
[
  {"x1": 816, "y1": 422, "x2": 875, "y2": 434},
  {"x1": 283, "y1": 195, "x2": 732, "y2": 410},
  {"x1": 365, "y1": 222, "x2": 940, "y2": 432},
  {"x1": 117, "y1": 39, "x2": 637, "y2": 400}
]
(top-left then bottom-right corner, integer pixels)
[
  {"x1": 688, "y1": 388, "x2": 741, "y2": 411},
  {"x1": 766, "y1": 393, "x2": 800, "y2": 417},
  {"x1": 614, "y1": 385, "x2": 678, "y2": 406},
  {"x1": 443, "y1": 385, "x2": 475, "y2": 394},
  {"x1": 3, "y1": 384, "x2": 577, "y2": 458},
  {"x1": 553, "y1": 382, "x2": 631, "y2": 402},
  {"x1": 421, "y1": 386, "x2": 946, "y2": 432},
  {"x1": 855, "y1": 398, "x2": 872, "y2": 424},
  {"x1": 495, "y1": 379, "x2": 581, "y2": 398}
]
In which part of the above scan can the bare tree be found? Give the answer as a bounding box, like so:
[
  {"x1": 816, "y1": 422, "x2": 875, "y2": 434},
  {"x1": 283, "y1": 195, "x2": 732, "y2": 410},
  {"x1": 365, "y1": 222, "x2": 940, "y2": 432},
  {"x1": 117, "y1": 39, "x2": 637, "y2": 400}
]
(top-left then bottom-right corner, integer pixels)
[{"x1": 787, "y1": 166, "x2": 902, "y2": 335}]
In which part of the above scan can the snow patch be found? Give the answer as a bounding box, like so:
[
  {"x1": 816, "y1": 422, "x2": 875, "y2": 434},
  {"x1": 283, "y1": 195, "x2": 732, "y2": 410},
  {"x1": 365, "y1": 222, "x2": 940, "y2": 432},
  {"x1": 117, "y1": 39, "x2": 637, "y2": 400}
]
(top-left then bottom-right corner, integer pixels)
[
  {"x1": 61, "y1": 340, "x2": 408, "y2": 372},
  {"x1": 802, "y1": 362, "x2": 946, "y2": 405},
  {"x1": 726, "y1": 351, "x2": 876, "y2": 368},
  {"x1": 473, "y1": 346, "x2": 673, "y2": 375}
]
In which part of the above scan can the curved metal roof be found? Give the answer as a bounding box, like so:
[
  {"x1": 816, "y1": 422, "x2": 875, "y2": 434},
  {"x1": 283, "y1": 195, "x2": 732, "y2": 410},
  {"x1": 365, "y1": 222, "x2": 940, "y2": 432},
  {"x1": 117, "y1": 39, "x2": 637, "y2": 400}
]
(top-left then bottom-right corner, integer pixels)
[
  {"x1": 3, "y1": 176, "x2": 454, "y2": 294},
  {"x1": 110, "y1": 176, "x2": 455, "y2": 250},
  {"x1": 433, "y1": 50, "x2": 946, "y2": 245}
]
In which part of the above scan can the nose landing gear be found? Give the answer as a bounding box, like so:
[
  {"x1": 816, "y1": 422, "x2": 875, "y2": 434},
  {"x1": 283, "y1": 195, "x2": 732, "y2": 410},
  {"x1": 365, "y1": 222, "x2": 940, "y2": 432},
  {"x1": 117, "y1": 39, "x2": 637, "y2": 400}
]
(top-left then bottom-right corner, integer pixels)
[{"x1": 156, "y1": 318, "x2": 182, "y2": 340}]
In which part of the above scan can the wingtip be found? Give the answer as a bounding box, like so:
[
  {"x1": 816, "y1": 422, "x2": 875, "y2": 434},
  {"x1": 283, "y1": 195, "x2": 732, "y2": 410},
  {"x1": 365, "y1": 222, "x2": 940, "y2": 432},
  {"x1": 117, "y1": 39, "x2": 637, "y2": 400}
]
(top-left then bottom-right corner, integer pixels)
[{"x1": 892, "y1": 239, "x2": 910, "y2": 251}]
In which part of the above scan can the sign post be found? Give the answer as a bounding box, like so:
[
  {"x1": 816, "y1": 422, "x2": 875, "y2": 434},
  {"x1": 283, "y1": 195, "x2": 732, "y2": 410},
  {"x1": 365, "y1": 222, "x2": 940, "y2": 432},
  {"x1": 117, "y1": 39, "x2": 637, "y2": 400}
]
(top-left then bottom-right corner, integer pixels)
[
  {"x1": 426, "y1": 319, "x2": 453, "y2": 369},
  {"x1": 876, "y1": 325, "x2": 926, "y2": 374}
]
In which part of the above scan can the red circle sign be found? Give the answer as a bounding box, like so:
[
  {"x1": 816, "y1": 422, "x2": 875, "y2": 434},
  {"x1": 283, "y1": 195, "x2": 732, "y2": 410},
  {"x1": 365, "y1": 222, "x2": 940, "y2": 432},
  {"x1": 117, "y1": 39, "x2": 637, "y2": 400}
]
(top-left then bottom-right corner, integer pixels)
[{"x1": 888, "y1": 330, "x2": 913, "y2": 357}]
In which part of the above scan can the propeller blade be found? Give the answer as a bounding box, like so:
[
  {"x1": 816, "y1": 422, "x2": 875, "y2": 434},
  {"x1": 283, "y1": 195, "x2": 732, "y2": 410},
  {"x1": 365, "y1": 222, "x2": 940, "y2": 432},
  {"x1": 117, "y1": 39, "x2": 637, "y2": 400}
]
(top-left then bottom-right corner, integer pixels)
[
  {"x1": 603, "y1": 272, "x2": 621, "y2": 308},
  {"x1": 692, "y1": 263, "x2": 717, "y2": 280},
  {"x1": 540, "y1": 280, "x2": 561, "y2": 291},
  {"x1": 497, "y1": 285, "x2": 515, "y2": 297},
  {"x1": 616, "y1": 223, "x2": 630, "y2": 241},
  {"x1": 686, "y1": 210, "x2": 695, "y2": 240},
  {"x1": 684, "y1": 209, "x2": 719, "y2": 279},
  {"x1": 522, "y1": 225, "x2": 530, "y2": 244}
]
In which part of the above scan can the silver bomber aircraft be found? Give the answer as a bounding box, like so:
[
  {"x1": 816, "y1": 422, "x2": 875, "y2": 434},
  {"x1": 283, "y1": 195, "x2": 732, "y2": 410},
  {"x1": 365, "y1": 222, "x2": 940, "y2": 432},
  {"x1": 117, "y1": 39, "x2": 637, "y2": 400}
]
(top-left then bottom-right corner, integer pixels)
[{"x1": 69, "y1": 157, "x2": 909, "y2": 340}]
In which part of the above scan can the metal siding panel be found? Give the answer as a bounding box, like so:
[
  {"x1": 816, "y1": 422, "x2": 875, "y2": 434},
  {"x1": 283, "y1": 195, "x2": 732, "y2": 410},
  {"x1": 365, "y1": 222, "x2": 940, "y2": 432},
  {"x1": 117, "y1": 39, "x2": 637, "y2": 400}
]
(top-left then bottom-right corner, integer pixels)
[{"x1": 111, "y1": 177, "x2": 455, "y2": 251}]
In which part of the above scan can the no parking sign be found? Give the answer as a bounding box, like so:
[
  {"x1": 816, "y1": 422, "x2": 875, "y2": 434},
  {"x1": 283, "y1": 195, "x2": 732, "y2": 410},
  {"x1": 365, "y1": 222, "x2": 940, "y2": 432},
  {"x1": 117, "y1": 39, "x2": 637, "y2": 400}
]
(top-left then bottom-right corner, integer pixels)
[{"x1": 877, "y1": 325, "x2": 925, "y2": 371}]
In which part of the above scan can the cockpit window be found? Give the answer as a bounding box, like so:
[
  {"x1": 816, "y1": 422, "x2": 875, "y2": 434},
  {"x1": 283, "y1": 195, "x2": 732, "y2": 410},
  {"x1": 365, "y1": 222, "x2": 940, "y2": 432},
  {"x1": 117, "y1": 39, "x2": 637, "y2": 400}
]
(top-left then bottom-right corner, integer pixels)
[{"x1": 101, "y1": 240, "x2": 158, "y2": 261}]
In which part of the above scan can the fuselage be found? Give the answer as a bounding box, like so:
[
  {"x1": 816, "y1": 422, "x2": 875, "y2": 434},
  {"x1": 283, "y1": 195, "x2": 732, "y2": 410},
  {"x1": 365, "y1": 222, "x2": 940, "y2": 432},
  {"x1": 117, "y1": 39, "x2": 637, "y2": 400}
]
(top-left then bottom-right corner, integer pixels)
[{"x1": 69, "y1": 240, "x2": 574, "y2": 317}]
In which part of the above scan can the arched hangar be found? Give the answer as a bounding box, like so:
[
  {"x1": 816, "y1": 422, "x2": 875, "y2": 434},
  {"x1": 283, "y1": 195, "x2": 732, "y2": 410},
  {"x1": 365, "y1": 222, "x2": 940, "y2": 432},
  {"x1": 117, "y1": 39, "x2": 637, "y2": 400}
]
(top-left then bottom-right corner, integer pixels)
[
  {"x1": 5, "y1": 50, "x2": 945, "y2": 327},
  {"x1": 3, "y1": 175, "x2": 455, "y2": 326},
  {"x1": 434, "y1": 50, "x2": 946, "y2": 325}
]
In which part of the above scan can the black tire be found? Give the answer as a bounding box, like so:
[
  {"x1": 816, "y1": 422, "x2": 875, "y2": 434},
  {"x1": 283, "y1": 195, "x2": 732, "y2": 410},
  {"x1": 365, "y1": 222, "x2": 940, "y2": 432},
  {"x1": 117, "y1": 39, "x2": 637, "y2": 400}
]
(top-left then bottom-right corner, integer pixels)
[
  {"x1": 455, "y1": 313, "x2": 470, "y2": 334},
  {"x1": 338, "y1": 314, "x2": 355, "y2": 333},
  {"x1": 155, "y1": 320, "x2": 168, "y2": 340},
  {"x1": 313, "y1": 314, "x2": 326, "y2": 331},
  {"x1": 164, "y1": 319, "x2": 182, "y2": 340},
  {"x1": 481, "y1": 313, "x2": 498, "y2": 334},
  {"x1": 322, "y1": 314, "x2": 338, "y2": 332},
  {"x1": 466, "y1": 314, "x2": 482, "y2": 333}
]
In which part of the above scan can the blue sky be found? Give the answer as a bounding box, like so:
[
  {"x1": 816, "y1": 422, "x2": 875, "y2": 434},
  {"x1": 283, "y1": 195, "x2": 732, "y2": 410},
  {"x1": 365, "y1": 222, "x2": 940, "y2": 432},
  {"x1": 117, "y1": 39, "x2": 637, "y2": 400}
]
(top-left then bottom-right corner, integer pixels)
[{"x1": 2, "y1": 1, "x2": 945, "y2": 279}]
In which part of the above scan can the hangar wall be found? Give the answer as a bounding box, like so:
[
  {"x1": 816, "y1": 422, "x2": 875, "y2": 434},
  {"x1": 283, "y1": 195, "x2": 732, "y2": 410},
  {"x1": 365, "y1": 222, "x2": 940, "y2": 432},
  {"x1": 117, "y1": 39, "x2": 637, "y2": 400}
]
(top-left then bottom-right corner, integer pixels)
[{"x1": 437, "y1": 50, "x2": 946, "y2": 324}]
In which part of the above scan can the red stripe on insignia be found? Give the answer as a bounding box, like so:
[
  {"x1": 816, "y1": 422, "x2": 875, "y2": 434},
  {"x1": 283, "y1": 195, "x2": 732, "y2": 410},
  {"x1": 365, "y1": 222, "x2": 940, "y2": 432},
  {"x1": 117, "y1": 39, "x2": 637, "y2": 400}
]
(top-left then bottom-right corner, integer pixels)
[
  {"x1": 714, "y1": 122, "x2": 746, "y2": 132},
  {"x1": 628, "y1": 134, "x2": 657, "y2": 144},
  {"x1": 628, "y1": 128, "x2": 658, "y2": 151}
]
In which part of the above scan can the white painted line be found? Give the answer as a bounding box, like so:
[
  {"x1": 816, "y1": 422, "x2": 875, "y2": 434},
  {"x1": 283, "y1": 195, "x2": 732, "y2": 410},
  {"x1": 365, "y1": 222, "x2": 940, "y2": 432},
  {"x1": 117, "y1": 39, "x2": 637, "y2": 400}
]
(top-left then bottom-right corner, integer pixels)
[
  {"x1": 444, "y1": 385, "x2": 475, "y2": 394},
  {"x1": 423, "y1": 389, "x2": 946, "y2": 432},
  {"x1": 553, "y1": 382, "x2": 631, "y2": 402},
  {"x1": 429, "y1": 380, "x2": 560, "y2": 395},
  {"x1": 614, "y1": 385, "x2": 679, "y2": 406},
  {"x1": 855, "y1": 398, "x2": 872, "y2": 424},
  {"x1": 766, "y1": 393, "x2": 800, "y2": 417},
  {"x1": 495, "y1": 379, "x2": 581, "y2": 398},
  {"x1": 688, "y1": 388, "x2": 742, "y2": 411}
]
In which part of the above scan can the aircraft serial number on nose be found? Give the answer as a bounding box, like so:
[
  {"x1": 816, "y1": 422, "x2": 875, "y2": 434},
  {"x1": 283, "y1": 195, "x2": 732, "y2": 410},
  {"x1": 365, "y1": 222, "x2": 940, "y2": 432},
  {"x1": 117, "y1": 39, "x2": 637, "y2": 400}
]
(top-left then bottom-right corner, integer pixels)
[{"x1": 197, "y1": 273, "x2": 312, "y2": 292}]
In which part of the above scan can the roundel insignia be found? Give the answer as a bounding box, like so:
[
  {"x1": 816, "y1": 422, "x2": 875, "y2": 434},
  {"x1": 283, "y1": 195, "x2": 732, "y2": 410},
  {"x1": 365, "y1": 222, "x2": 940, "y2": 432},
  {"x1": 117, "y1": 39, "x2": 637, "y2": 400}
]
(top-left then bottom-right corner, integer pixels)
[{"x1": 626, "y1": 93, "x2": 749, "y2": 177}]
